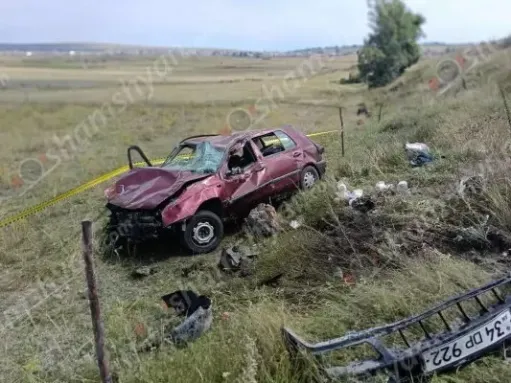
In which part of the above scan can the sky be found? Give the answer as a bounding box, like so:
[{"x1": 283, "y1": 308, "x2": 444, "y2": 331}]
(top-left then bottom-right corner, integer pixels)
[{"x1": 0, "y1": 1, "x2": 510, "y2": 51}]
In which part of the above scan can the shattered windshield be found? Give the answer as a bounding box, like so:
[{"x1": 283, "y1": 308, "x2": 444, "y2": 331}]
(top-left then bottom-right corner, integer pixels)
[{"x1": 161, "y1": 141, "x2": 225, "y2": 174}]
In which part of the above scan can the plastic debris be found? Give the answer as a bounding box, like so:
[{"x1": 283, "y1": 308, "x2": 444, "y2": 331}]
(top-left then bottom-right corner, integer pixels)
[
  {"x1": 218, "y1": 245, "x2": 258, "y2": 274},
  {"x1": 375, "y1": 181, "x2": 391, "y2": 192},
  {"x1": 289, "y1": 220, "x2": 302, "y2": 229},
  {"x1": 161, "y1": 291, "x2": 213, "y2": 345},
  {"x1": 335, "y1": 181, "x2": 350, "y2": 201},
  {"x1": 349, "y1": 195, "x2": 375, "y2": 213},
  {"x1": 335, "y1": 182, "x2": 374, "y2": 212},
  {"x1": 352, "y1": 188, "x2": 364, "y2": 199},
  {"x1": 140, "y1": 290, "x2": 213, "y2": 351},
  {"x1": 161, "y1": 290, "x2": 202, "y2": 317},
  {"x1": 258, "y1": 273, "x2": 284, "y2": 287},
  {"x1": 131, "y1": 266, "x2": 158, "y2": 279},
  {"x1": 335, "y1": 182, "x2": 363, "y2": 204},
  {"x1": 458, "y1": 175, "x2": 484, "y2": 198},
  {"x1": 405, "y1": 142, "x2": 434, "y2": 167},
  {"x1": 405, "y1": 142, "x2": 430, "y2": 152},
  {"x1": 397, "y1": 180, "x2": 410, "y2": 195},
  {"x1": 170, "y1": 298, "x2": 212, "y2": 345}
]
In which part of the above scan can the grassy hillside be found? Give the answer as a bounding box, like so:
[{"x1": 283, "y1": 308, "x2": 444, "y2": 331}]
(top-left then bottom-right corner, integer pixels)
[{"x1": 1, "y1": 45, "x2": 511, "y2": 383}]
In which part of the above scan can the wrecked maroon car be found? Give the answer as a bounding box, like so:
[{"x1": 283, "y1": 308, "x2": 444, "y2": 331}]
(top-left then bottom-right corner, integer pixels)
[{"x1": 104, "y1": 125, "x2": 326, "y2": 254}]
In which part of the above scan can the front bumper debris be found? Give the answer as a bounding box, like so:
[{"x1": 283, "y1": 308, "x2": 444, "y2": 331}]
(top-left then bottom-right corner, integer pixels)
[
  {"x1": 106, "y1": 203, "x2": 163, "y2": 243},
  {"x1": 282, "y1": 274, "x2": 511, "y2": 382}
]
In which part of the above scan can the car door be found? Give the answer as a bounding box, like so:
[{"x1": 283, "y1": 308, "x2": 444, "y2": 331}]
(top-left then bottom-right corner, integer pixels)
[
  {"x1": 222, "y1": 140, "x2": 274, "y2": 215},
  {"x1": 252, "y1": 130, "x2": 302, "y2": 195}
]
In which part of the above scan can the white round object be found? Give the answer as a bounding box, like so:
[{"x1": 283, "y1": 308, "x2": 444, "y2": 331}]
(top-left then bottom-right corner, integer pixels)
[
  {"x1": 375, "y1": 181, "x2": 386, "y2": 191},
  {"x1": 397, "y1": 181, "x2": 409, "y2": 193},
  {"x1": 353, "y1": 189, "x2": 364, "y2": 198},
  {"x1": 337, "y1": 181, "x2": 347, "y2": 193}
]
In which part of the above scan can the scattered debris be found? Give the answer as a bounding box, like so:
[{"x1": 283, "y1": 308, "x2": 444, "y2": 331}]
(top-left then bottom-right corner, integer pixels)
[
  {"x1": 334, "y1": 181, "x2": 350, "y2": 202},
  {"x1": 458, "y1": 175, "x2": 485, "y2": 198},
  {"x1": 349, "y1": 195, "x2": 376, "y2": 213},
  {"x1": 181, "y1": 261, "x2": 205, "y2": 278},
  {"x1": 258, "y1": 272, "x2": 284, "y2": 287},
  {"x1": 170, "y1": 295, "x2": 212, "y2": 346},
  {"x1": 138, "y1": 290, "x2": 214, "y2": 349},
  {"x1": 335, "y1": 181, "x2": 363, "y2": 204},
  {"x1": 131, "y1": 266, "x2": 158, "y2": 279},
  {"x1": 218, "y1": 245, "x2": 258, "y2": 274},
  {"x1": 352, "y1": 189, "x2": 364, "y2": 199},
  {"x1": 356, "y1": 103, "x2": 371, "y2": 117},
  {"x1": 289, "y1": 219, "x2": 303, "y2": 230},
  {"x1": 161, "y1": 290, "x2": 208, "y2": 317},
  {"x1": 374, "y1": 180, "x2": 411, "y2": 197},
  {"x1": 375, "y1": 181, "x2": 394, "y2": 193},
  {"x1": 335, "y1": 181, "x2": 374, "y2": 212},
  {"x1": 397, "y1": 180, "x2": 410, "y2": 195},
  {"x1": 243, "y1": 203, "x2": 282, "y2": 238},
  {"x1": 405, "y1": 142, "x2": 434, "y2": 167}
]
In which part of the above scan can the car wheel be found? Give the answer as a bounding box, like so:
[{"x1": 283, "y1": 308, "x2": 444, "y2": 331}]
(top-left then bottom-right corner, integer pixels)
[
  {"x1": 182, "y1": 210, "x2": 224, "y2": 254},
  {"x1": 300, "y1": 165, "x2": 319, "y2": 190}
]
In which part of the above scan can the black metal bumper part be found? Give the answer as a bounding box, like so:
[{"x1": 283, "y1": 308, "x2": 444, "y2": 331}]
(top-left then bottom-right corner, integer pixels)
[{"x1": 282, "y1": 274, "x2": 511, "y2": 382}]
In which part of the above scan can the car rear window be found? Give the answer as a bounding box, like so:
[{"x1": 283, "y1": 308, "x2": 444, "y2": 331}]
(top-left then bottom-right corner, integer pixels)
[
  {"x1": 253, "y1": 131, "x2": 297, "y2": 157},
  {"x1": 274, "y1": 131, "x2": 296, "y2": 150}
]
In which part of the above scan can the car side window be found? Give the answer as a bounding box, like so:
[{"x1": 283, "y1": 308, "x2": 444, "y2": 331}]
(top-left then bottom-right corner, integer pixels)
[
  {"x1": 252, "y1": 132, "x2": 290, "y2": 157},
  {"x1": 274, "y1": 131, "x2": 296, "y2": 150},
  {"x1": 227, "y1": 141, "x2": 257, "y2": 173}
]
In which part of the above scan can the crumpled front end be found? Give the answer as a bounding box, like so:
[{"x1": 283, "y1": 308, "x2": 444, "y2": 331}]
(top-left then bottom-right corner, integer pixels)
[
  {"x1": 106, "y1": 203, "x2": 165, "y2": 244},
  {"x1": 103, "y1": 166, "x2": 215, "y2": 244}
]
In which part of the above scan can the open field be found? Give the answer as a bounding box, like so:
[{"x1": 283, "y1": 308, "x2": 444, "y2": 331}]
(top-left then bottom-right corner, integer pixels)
[{"x1": 1, "y1": 45, "x2": 511, "y2": 383}]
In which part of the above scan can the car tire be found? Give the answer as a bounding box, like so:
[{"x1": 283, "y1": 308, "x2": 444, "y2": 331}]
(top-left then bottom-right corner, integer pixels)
[
  {"x1": 300, "y1": 165, "x2": 319, "y2": 190},
  {"x1": 182, "y1": 210, "x2": 224, "y2": 254}
]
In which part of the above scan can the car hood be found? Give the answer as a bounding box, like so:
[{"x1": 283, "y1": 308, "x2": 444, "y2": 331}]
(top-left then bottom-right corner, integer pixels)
[{"x1": 106, "y1": 167, "x2": 212, "y2": 210}]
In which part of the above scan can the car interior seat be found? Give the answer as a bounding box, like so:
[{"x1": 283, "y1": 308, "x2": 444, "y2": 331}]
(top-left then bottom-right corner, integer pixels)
[{"x1": 228, "y1": 154, "x2": 243, "y2": 170}]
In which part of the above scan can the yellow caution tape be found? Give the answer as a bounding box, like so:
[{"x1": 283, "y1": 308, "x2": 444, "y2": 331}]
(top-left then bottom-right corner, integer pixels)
[
  {"x1": 0, "y1": 130, "x2": 339, "y2": 229},
  {"x1": 0, "y1": 158, "x2": 165, "y2": 229},
  {"x1": 307, "y1": 129, "x2": 340, "y2": 137}
]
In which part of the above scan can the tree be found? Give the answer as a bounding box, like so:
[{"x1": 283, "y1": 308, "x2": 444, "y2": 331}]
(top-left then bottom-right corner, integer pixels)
[{"x1": 357, "y1": 0, "x2": 426, "y2": 88}]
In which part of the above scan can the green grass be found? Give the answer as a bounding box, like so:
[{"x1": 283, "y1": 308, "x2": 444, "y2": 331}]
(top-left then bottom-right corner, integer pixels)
[{"x1": 2, "y1": 47, "x2": 511, "y2": 383}]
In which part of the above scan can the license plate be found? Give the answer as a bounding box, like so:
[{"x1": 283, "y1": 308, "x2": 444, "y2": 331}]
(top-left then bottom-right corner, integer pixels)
[{"x1": 422, "y1": 310, "x2": 511, "y2": 373}]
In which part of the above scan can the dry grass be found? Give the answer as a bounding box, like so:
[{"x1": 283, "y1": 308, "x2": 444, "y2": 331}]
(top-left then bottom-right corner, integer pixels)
[{"x1": 1, "y1": 46, "x2": 511, "y2": 383}]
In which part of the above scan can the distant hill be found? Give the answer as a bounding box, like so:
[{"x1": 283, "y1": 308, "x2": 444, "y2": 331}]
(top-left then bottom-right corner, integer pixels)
[{"x1": 0, "y1": 41, "x2": 481, "y2": 58}]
